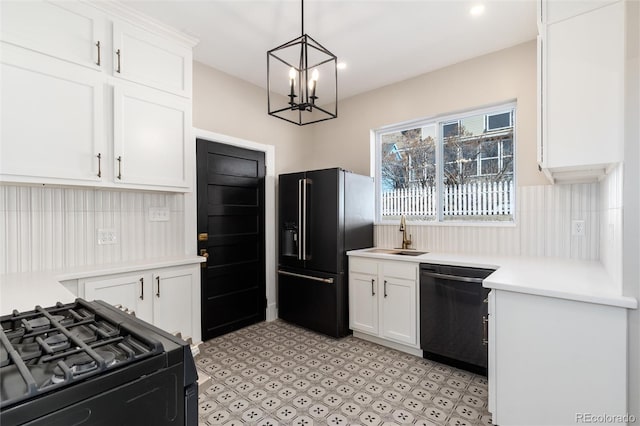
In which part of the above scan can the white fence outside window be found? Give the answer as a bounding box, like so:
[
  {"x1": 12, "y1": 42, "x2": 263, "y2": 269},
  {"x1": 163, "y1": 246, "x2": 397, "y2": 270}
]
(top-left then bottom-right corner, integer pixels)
[{"x1": 381, "y1": 180, "x2": 514, "y2": 218}]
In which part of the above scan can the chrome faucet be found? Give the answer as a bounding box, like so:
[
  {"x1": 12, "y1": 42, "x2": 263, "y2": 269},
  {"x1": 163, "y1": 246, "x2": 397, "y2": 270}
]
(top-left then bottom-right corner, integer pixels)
[{"x1": 399, "y1": 215, "x2": 412, "y2": 249}]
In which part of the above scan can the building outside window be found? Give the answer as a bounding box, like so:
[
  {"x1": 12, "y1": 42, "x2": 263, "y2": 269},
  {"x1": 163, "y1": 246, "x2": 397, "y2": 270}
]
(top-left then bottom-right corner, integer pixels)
[{"x1": 378, "y1": 104, "x2": 515, "y2": 223}]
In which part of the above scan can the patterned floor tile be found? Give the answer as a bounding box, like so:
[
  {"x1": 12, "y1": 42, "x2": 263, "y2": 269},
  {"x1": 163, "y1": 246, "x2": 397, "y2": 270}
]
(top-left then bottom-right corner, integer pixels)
[{"x1": 196, "y1": 320, "x2": 491, "y2": 426}]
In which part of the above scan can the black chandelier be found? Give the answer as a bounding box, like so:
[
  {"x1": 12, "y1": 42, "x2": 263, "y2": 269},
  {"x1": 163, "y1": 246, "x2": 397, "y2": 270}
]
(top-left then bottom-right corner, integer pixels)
[{"x1": 267, "y1": 0, "x2": 338, "y2": 126}]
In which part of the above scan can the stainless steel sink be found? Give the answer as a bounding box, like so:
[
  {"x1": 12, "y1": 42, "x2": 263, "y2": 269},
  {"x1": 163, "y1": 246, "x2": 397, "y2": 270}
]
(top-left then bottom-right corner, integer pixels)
[
  {"x1": 365, "y1": 248, "x2": 428, "y2": 256},
  {"x1": 394, "y1": 250, "x2": 427, "y2": 256}
]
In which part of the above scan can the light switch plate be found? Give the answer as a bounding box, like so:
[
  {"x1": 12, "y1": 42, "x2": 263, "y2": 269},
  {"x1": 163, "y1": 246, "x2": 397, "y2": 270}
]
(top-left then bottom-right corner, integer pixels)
[
  {"x1": 97, "y1": 228, "x2": 117, "y2": 245},
  {"x1": 571, "y1": 220, "x2": 585, "y2": 237},
  {"x1": 149, "y1": 207, "x2": 170, "y2": 222}
]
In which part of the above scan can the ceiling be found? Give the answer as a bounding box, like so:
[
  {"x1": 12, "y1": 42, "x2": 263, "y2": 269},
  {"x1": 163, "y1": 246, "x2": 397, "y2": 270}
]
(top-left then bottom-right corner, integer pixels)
[{"x1": 124, "y1": 0, "x2": 538, "y2": 101}]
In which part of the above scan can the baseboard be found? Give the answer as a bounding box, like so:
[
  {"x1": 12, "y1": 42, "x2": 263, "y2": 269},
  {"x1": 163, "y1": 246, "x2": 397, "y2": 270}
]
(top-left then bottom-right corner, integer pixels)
[{"x1": 352, "y1": 331, "x2": 422, "y2": 357}]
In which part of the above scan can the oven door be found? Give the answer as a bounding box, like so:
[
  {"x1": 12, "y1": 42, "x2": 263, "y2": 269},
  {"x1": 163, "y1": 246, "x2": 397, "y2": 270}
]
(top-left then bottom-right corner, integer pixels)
[{"x1": 20, "y1": 364, "x2": 191, "y2": 426}]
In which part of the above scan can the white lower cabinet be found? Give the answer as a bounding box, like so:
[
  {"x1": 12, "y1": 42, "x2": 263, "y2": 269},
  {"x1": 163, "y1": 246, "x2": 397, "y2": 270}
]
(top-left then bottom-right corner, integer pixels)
[
  {"x1": 349, "y1": 257, "x2": 419, "y2": 353},
  {"x1": 84, "y1": 272, "x2": 153, "y2": 323},
  {"x1": 488, "y1": 289, "x2": 628, "y2": 425},
  {"x1": 80, "y1": 265, "x2": 200, "y2": 343},
  {"x1": 151, "y1": 268, "x2": 195, "y2": 338}
]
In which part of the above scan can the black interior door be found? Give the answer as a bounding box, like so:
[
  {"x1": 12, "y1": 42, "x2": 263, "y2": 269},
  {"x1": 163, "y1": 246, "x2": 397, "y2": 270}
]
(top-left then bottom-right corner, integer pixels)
[{"x1": 196, "y1": 139, "x2": 266, "y2": 340}]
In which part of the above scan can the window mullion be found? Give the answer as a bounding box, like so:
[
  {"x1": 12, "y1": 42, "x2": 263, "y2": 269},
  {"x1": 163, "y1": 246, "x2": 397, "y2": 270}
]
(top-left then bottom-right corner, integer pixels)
[{"x1": 436, "y1": 124, "x2": 444, "y2": 222}]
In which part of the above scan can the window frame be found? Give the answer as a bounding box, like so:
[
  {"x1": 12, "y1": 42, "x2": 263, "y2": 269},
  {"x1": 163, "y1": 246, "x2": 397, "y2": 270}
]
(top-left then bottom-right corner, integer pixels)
[{"x1": 374, "y1": 102, "x2": 518, "y2": 225}]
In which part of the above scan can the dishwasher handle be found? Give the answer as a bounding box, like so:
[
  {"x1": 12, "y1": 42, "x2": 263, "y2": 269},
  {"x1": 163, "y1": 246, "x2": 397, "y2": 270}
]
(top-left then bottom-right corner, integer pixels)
[{"x1": 421, "y1": 271, "x2": 484, "y2": 284}]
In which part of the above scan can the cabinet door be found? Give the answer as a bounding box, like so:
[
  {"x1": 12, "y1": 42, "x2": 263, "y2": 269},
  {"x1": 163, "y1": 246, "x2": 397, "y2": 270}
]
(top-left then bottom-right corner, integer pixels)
[
  {"x1": 0, "y1": 43, "x2": 105, "y2": 183},
  {"x1": 112, "y1": 20, "x2": 191, "y2": 97},
  {"x1": 0, "y1": 0, "x2": 105, "y2": 71},
  {"x1": 544, "y1": 2, "x2": 624, "y2": 169},
  {"x1": 349, "y1": 273, "x2": 379, "y2": 335},
  {"x1": 152, "y1": 268, "x2": 196, "y2": 339},
  {"x1": 83, "y1": 273, "x2": 153, "y2": 323},
  {"x1": 487, "y1": 290, "x2": 497, "y2": 418},
  {"x1": 541, "y1": 0, "x2": 619, "y2": 24},
  {"x1": 380, "y1": 276, "x2": 417, "y2": 345},
  {"x1": 113, "y1": 84, "x2": 190, "y2": 189}
]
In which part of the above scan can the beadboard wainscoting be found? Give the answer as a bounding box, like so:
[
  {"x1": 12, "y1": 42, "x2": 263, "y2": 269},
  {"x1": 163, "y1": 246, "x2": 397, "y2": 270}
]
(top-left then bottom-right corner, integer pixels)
[
  {"x1": 375, "y1": 183, "x2": 600, "y2": 260},
  {"x1": 0, "y1": 185, "x2": 186, "y2": 274}
]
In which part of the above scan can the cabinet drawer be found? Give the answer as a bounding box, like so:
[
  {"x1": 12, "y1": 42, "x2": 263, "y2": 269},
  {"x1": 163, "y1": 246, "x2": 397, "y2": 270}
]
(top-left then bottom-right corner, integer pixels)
[
  {"x1": 381, "y1": 261, "x2": 417, "y2": 280},
  {"x1": 349, "y1": 257, "x2": 378, "y2": 275}
]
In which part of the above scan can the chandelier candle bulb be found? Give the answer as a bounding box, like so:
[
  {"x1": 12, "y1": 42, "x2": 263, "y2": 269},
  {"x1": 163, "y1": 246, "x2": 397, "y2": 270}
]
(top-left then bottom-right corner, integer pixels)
[
  {"x1": 289, "y1": 67, "x2": 296, "y2": 97},
  {"x1": 309, "y1": 69, "x2": 319, "y2": 103}
]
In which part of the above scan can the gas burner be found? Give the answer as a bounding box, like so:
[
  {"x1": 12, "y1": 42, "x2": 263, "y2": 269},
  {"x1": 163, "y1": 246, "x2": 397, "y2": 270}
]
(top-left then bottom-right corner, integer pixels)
[
  {"x1": 68, "y1": 325, "x2": 96, "y2": 343},
  {"x1": 43, "y1": 334, "x2": 69, "y2": 353},
  {"x1": 26, "y1": 317, "x2": 50, "y2": 330},
  {"x1": 15, "y1": 342, "x2": 41, "y2": 361},
  {"x1": 51, "y1": 350, "x2": 116, "y2": 384}
]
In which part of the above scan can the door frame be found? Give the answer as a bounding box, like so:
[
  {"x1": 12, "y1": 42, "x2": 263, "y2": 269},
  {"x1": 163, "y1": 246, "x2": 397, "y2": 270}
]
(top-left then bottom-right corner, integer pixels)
[{"x1": 186, "y1": 128, "x2": 277, "y2": 321}]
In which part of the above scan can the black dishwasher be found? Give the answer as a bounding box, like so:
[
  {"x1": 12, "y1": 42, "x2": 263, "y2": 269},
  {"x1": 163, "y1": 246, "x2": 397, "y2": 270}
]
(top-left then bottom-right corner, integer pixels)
[{"x1": 420, "y1": 263, "x2": 495, "y2": 375}]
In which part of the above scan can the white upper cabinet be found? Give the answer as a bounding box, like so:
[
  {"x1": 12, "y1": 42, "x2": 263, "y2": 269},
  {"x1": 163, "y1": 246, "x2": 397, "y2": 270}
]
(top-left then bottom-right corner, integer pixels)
[
  {"x1": 0, "y1": 0, "x2": 196, "y2": 191},
  {"x1": 0, "y1": 43, "x2": 105, "y2": 183},
  {"x1": 113, "y1": 20, "x2": 192, "y2": 97},
  {"x1": 539, "y1": 0, "x2": 619, "y2": 24},
  {"x1": 0, "y1": 1, "x2": 105, "y2": 70},
  {"x1": 538, "y1": 0, "x2": 624, "y2": 183},
  {"x1": 114, "y1": 84, "x2": 189, "y2": 188}
]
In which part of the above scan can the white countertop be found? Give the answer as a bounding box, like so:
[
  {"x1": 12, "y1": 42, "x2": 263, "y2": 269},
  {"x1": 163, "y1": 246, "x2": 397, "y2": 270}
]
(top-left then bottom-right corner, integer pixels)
[
  {"x1": 347, "y1": 248, "x2": 637, "y2": 309},
  {"x1": 0, "y1": 256, "x2": 204, "y2": 316}
]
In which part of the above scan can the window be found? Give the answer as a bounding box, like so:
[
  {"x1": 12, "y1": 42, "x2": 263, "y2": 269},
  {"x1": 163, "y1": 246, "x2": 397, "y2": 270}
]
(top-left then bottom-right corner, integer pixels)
[{"x1": 377, "y1": 104, "x2": 515, "y2": 223}]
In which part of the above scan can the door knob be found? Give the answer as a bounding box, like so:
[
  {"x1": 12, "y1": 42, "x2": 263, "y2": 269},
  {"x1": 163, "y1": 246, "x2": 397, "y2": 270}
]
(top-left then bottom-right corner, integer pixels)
[{"x1": 200, "y1": 249, "x2": 209, "y2": 268}]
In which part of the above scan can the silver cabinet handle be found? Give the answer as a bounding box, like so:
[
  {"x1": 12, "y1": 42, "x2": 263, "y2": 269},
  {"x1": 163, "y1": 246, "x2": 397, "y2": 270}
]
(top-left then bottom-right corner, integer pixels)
[
  {"x1": 96, "y1": 153, "x2": 102, "y2": 178},
  {"x1": 116, "y1": 48, "x2": 121, "y2": 73},
  {"x1": 156, "y1": 276, "x2": 160, "y2": 297},
  {"x1": 482, "y1": 315, "x2": 489, "y2": 346},
  {"x1": 371, "y1": 279, "x2": 375, "y2": 296},
  {"x1": 384, "y1": 280, "x2": 388, "y2": 298},
  {"x1": 421, "y1": 271, "x2": 484, "y2": 284},
  {"x1": 116, "y1": 156, "x2": 122, "y2": 180},
  {"x1": 96, "y1": 41, "x2": 101, "y2": 66},
  {"x1": 278, "y1": 270, "x2": 334, "y2": 284},
  {"x1": 139, "y1": 277, "x2": 144, "y2": 300}
]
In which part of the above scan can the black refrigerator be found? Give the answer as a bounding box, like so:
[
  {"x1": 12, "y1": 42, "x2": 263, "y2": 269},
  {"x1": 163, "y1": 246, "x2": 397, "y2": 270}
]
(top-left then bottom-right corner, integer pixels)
[{"x1": 278, "y1": 168, "x2": 374, "y2": 338}]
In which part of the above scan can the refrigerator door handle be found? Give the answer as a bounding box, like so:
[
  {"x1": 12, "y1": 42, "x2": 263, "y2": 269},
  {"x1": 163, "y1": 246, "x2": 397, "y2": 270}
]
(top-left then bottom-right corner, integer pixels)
[
  {"x1": 298, "y1": 178, "x2": 303, "y2": 260},
  {"x1": 302, "y1": 178, "x2": 307, "y2": 261},
  {"x1": 278, "y1": 269, "x2": 334, "y2": 284}
]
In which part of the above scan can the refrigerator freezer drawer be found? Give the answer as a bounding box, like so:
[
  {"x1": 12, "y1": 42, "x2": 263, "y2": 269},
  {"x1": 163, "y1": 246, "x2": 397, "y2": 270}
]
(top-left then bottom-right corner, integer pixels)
[{"x1": 277, "y1": 269, "x2": 346, "y2": 338}]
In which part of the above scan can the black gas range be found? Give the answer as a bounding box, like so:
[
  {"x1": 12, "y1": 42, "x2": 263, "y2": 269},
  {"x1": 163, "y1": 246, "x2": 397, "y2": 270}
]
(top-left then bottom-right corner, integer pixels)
[{"x1": 0, "y1": 298, "x2": 198, "y2": 426}]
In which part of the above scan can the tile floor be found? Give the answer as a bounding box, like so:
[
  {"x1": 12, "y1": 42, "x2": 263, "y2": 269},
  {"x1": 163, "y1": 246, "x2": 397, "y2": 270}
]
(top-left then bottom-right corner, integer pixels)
[{"x1": 196, "y1": 320, "x2": 492, "y2": 426}]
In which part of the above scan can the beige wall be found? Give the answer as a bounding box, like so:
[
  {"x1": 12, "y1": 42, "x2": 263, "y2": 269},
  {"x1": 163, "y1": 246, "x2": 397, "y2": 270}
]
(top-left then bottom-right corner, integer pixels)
[
  {"x1": 193, "y1": 61, "x2": 306, "y2": 174},
  {"x1": 304, "y1": 40, "x2": 547, "y2": 187},
  {"x1": 193, "y1": 41, "x2": 543, "y2": 185}
]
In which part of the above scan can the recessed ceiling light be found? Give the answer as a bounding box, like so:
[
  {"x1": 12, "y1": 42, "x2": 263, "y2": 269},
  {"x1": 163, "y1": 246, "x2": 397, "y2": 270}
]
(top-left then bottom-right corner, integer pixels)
[
  {"x1": 470, "y1": 4, "x2": 485, "y2": 16},
  {"x1": 337, "y1": 62, "x2": 347, "y2": 70}
]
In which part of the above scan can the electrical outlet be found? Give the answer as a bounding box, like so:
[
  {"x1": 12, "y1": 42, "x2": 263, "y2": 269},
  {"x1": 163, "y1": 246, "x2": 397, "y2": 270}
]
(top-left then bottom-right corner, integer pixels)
[
  {"x1": 571, "y1": 220, "x2": 585, "y2": 237},
  {"x1": 97, "y1": 228, "x2": 117, "y2": 245},
  {"x1": 149, "y1": 207, "x2": 170, "y2": 222}
]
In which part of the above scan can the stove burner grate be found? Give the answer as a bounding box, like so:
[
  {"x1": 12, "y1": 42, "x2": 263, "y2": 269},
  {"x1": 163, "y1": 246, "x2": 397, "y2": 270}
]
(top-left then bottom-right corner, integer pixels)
[{"x1": 0, "y1": 299, "x2": 163, "y2": 409}]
